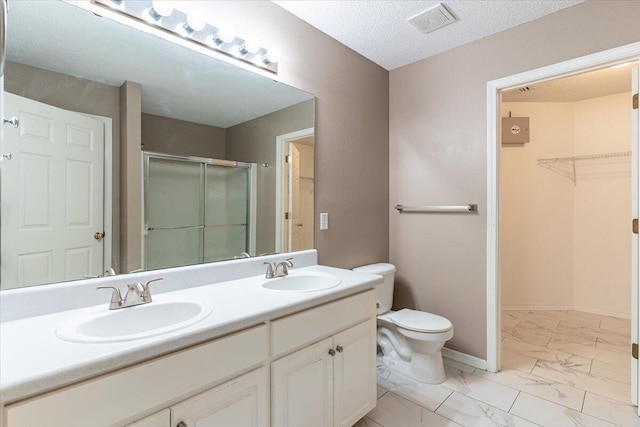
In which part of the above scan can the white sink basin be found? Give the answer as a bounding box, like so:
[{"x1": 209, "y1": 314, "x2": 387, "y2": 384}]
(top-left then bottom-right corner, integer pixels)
[
  {"x1": 56, "y1": 298, "x2": 214, "y2": 343},
  {"x1": 261, "y1": 272, "x2": 341, "y2": 292}
]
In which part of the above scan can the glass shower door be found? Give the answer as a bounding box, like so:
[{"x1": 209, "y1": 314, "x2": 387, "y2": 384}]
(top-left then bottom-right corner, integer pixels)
[
  {"x1": 204, "y1": 165, "x2": 249, "y2": 262},
  {"x1": 145, "y1": 157, "x2": 204, "y2": 270}
]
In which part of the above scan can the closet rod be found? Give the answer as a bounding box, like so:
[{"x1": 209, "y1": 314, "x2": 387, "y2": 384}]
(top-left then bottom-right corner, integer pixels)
[{"x1": 394, "y1": 204, "x2": 477, "y2": 213}]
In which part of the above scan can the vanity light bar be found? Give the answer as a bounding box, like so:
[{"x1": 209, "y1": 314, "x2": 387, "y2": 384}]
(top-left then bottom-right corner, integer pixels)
[{"x1": 93, "y1": 0, "x2": 279, "y2": 74}]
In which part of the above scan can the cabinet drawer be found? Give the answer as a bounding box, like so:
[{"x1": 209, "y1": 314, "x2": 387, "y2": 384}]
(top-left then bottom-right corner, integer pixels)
[
  {"x1": 5, "y1": 324, "x2": 267, "y2": 427},
  {"x1": 270, "y1": 290, "x2": 375, "y2": 357}
]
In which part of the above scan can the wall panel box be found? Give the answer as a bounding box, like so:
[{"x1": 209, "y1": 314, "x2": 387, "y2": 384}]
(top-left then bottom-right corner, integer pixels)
[{"x1": 502, "y1": 117, "x2": 530, "y2": 144}]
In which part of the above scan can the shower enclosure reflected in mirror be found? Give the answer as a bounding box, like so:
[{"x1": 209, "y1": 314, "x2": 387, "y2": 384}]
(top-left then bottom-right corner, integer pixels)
[{"x1": 0, "y1": 0, "x2": 315, "y2": 290}]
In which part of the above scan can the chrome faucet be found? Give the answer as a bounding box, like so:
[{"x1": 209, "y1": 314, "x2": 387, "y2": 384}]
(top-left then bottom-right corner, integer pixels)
[
  {"x1": 98, "y1": 278, "x2": 163, "y2": 310},
  {"x1": 263, "y1": 258, "x2": 293, "y2": 279}
]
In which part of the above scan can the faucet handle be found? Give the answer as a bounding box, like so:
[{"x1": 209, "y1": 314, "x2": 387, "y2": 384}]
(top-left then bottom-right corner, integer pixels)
[
  {"x1": 141, "y1": 278, "x2": 163, "y2": 302},
  {"x1": 127, "y1": 282, "x2": 145, "y2": 293},
  {"x1": 263, "y1": 261, "x2": 275, "y2": 279},
  {"x1": 97, "y1": 286, "x2": 123, "y2": 309}
]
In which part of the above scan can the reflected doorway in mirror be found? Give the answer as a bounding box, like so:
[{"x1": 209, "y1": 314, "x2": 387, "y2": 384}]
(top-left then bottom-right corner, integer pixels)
[{"x1": 275, "y1": 128, "x2": 315, "y2": 253}]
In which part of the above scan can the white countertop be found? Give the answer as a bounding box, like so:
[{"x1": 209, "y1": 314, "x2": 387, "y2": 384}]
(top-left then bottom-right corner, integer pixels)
[{"x1": 0, "y1": 264, "x2": 380, "y2": 404}]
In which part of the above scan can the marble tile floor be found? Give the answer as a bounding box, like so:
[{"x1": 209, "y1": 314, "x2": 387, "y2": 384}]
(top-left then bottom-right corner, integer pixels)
[{"x1": 356, "y1": 310, "x2": 638, "y2": 427}]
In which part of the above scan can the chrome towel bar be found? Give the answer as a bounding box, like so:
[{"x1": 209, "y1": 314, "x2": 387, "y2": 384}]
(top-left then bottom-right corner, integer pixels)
[{"x1": 394, "y1": 204, "x2": 477, "y2": 213}]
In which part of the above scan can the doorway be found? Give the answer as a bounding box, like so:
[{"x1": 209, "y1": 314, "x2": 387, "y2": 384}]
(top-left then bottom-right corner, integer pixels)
[
  {"x1": 486, "y1": 42, "x2": 640, "y2": 410},
  {"x1": 500, "y1": 64, "x2": 634, "y2": 406},
  {"x1": 275, "y1": 128, "x2": 315, "y2": 253}
]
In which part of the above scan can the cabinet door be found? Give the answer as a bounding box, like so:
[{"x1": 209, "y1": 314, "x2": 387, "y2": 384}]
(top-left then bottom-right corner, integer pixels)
[
  {"x1": 126, "y1": 409, "x2": 170, "y2": 427},
  {"x1": 333, "y1": 318, "x2": 377, "y2": 427},
  {"x1": 171, "y1": 367, "x2": 267, "y2": 427},
  {"x1": 271, "y1": 337, "x2": 334, "y2": 427}
]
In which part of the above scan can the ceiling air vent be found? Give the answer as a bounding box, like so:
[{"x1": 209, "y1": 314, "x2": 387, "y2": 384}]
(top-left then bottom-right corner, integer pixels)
[{"x1": 408, "y1": 3, "x2": 457, "y2": 34}]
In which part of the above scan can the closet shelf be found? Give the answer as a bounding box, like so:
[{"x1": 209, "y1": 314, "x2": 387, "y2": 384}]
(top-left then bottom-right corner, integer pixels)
[{"x1": 536, "y1": 151, "x2": 631, "y2": 185}]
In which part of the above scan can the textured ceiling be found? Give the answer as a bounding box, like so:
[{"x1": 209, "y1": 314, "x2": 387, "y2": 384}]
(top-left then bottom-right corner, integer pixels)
[
  {"x1": 6, "y1": 1, "x2": 313, "y2": 128},
  {"x1": 502, "y1": 63, "x2": 636, "y2": 102},
  {"x1": 272, "y1": 0, "x2": 585, "y2": 71}
]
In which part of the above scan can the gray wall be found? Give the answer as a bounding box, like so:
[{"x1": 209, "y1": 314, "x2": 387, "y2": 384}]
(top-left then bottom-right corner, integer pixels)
[
  {"x1": 142, "y1": 113, "x2": 226, "y2": 159},
  {"x1": 226, "y1": 100, "x2": 314, "y2": 255},
  {"x1": 120, "y1": 81, "x2": 142, "y2": 274},
  {"x1": 389, "y1": 0, "x2": 640, "y2": 359},
  {"x1": 195, "y1": 2, "x2": 390, "y2": 269},
  {"x1": 4, "y1": 61, "x2": 122, "y2": 272}
]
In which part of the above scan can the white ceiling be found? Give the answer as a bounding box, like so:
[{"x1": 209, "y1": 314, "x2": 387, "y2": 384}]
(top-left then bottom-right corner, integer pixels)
[
  {"x1": 272, "y1": 0, "x2": 585, "y2": 71},
  {"x1": 6, "y1": 1, "x2": 313, "y2": 128},
  {"x1": 502, "y1": 63, "x2": 636, "y2": 102}
]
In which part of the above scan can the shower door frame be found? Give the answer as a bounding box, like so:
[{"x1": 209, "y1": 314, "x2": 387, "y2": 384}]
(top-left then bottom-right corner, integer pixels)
[
  {"x1": 143, "y1": 151, "x2": 255, "y2": 268},
  {"x1": 486, "y1": 42, "x2": 640, "y2": 405}
]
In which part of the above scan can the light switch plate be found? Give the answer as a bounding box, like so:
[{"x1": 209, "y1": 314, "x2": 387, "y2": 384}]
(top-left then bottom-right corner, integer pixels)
[{"x1": 320, "y1": 213, "x2": 329, "y2": 230}]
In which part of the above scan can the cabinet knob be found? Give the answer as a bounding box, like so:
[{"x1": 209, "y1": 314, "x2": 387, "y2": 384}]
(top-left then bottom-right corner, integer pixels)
[
  {"x1": 176, "y1": 422, "x2": 187, "y2": 427},
  {"x1": 336, "y1": 345, "x2": 343, "y2": 353},
  {"x1": 328, "y1": 348, "x2": 336, "y2": 356}
]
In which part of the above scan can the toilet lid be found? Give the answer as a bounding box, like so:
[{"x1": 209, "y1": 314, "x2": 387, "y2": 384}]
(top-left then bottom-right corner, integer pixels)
[{"x1": 390, "y1": 309, "x2": 452, "y2": 333}]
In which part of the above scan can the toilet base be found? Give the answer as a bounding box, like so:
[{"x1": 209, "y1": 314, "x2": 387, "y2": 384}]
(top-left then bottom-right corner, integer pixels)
[{"x1": 380, "y1": 350, "x2": 447, "y2": 384}]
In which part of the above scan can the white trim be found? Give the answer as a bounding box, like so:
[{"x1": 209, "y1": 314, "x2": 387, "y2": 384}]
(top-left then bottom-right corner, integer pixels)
[
  {"x1": 572, "y1": 306, "x2": 631, "y2": 320},
  {"x1": 442, "y1": 348, "x2": 487, "y2": 371},
  {"x1": 275, "y1": 127, "x2": 314, "y2": 253},
  {"x1": 486, "y1": 41, "x2": 640, "y2": 374},
  {"x1": 84, "y1": 114, "x2": 113, "y2": 273}
]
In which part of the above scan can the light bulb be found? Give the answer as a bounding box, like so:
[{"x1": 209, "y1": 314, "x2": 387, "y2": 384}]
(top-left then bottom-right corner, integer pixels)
[
  {"x1": 105, "y1": 0, "x2": 124, "y2": 9},
  {"x1": 185, "y1": 12, "x2": 205, "y2": 32},
  {"x1": 263, "y1": 47, "x2": 281, "y2": 64},
  {"x1": 148, "y1": 1, "x2": 173, "y2": 20},
  {"x1": 217, "y1": 27, "x2": 236, "y2": 44},
  {"x1": 180, "y1": 11, "x2": 205, "y2": 34},
  {"x1": 242, "y1": 37, "x2": 261, "y2": 55}
]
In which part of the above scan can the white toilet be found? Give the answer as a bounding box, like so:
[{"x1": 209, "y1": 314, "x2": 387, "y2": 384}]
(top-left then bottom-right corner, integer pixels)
[{"x1": 353, "y1": 263, "x2": 454, "y2": 384}]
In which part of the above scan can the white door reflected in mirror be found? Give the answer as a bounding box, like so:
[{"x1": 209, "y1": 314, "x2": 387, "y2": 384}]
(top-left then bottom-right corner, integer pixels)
[{"x1": 1, "y1": 93, "x2": 108, "y2": 289}]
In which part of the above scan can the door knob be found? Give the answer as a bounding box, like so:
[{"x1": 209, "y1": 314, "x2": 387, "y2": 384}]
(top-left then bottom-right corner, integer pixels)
[
  {"x1": 94, "y1": 231, "x2": 105, "y2": 241},
  {"x1": 336, "y1": 345, "x2": 343, "y2": 353},
  {"x1": 296, "y1": 223, "x2": 304, "y2": 227},
  {"x1": 1, "y1": 152, "x2": 11, "y2": 160},
  {"x1": 328, "y1": 348, "x2": 336, "y2": 356}
]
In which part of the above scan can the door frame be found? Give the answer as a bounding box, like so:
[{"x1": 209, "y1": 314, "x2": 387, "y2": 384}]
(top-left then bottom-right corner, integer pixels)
[
  {"x1": 486, "y1": 42, "x2": 640, "y2": 378},
  {"x1": 84, "y1": 113, "x2": 113, "y2": 273},
  {"x1": 275, "y1": 127, "x2": 314, "y2": 253}
]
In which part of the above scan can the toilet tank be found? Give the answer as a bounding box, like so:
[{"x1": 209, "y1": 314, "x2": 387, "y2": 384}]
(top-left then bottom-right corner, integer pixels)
[{"x1": 353, "y1": 263, "x2": 396, "y2": 314}]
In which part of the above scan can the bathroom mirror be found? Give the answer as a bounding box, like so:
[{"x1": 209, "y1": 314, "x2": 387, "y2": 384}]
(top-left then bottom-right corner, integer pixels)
[{"x1": 0, "y1": 0, "x2": 315, "y2": 290}]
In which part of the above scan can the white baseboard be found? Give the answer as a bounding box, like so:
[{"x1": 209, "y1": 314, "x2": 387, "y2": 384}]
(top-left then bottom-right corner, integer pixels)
[
  {"x1": 501, "y1": 304, "x2": 629, "y2": 319},
  {"x1": 502, "y1": 305, "x2": 573, "y2": 311},
  {"x1": 572, "y1": 306, "x2": 630, "y2": 320},
  {"x1": 442, "y1": 347, "x2": 487, "y2": 371}
]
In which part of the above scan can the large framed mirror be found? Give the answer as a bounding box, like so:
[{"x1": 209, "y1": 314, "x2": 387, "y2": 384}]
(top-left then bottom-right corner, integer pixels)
[{"x1": 0, "y1": 0, "x2": 315, "y2": 290}]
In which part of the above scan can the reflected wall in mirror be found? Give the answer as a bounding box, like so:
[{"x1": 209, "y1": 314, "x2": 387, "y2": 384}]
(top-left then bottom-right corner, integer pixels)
[{"x1": 0, "y1": 0, "x2": 315, "y2": 290}]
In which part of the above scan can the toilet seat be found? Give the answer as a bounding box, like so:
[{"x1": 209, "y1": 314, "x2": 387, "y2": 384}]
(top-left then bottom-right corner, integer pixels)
[{"x1": 390, "y1": 309, "x2": 452, "y2": 333}]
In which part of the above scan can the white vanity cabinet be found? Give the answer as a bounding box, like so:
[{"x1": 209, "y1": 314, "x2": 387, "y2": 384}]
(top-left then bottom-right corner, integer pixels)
[
  {"x1": 270, "y1": 290, "x2": 377, "y2": 427},
  {"x1": 170, "y1": 367, "x2": 267, "y2": 427},
  {"x1": 4, "y1": 325, "x2": 268, "y2": 427},
  {"x1": 125, "y1": 409, "x2": 170, "y2": 427},
  {"x1": 2, "y1": 288, "x2": 377, "y2": 427},
  {"x1": 125, "y1": 367, "x2": 267, "y2": 427}
]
